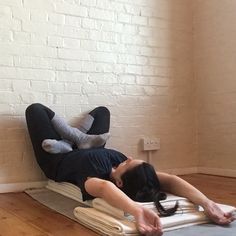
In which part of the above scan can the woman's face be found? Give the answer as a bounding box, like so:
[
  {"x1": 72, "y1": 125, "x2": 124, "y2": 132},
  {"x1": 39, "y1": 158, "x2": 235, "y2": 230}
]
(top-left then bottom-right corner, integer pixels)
[{"x1": 114, "y1": 157, "x2": 144, "y2": 178}]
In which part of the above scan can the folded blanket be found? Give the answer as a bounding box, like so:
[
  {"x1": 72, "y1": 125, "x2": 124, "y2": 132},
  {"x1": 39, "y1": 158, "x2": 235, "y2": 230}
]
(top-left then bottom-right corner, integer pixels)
[
  {"x1": 46, "y1": 180, "x2": 92, "y2": 206},
  {"x1": 46, "y1": 180, "x2": 197, "y2": 215},
  {"x1": 92, "y1": 195, "x2": 199, "y2": 220},
  {"x1": 74, "y1": 204, "x2": 236, "y2": 236},
  {"x1": 46, "y1": 180, "x2": 236, "y2": 235}
]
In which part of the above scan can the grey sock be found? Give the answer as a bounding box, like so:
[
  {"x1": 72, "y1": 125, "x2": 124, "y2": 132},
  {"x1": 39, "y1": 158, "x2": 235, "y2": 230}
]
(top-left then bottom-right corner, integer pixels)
[
  {"x1": 51, "y1": 114, "x2": 110, "y2": 149},
  {"x1": 42, "y1": 139, "x2": 73, "y2": 154},
  {"x1": 77, "y1": 114, "x2": 94, "y2": 133}
]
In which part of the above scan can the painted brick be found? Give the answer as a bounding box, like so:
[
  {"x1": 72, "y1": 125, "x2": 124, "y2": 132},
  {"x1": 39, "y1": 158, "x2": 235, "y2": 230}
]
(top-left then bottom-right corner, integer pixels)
[
  {"x1": 56, "y1": 25, "x2": 89, "y2": 39},
  {"x1": 12, "y1": 79, "x2": 31, "y2": 92},
  {"x1": 13, "y1": 31, "x2": 30, "y2": 44},
  {"x1": 80, "y1": 40, "x2": 97, "y2": 51},
  {"x1": 22, "y1": 21, "x2": 57, "y2": 35},
  {"x1": 64, "y1": 60, "x2": 82, "y2": 71},
  {"x1": 56, "y1": 71, "x2": 88, "y2": 83},
  {"x1": 49, "y1": 81, "x2": 65, "y2": 93},
  {"x1": 63, "y1": 38, "x2": 80, "y2": 49},
  {"x1": 47, "y1": 36, "x2": 63, "y2": 47},
  {"x1": 0, "y1": 29, "x2": 13, "y2": 42},
  {"x1": 82, "y1": 18, "x2": 96, "y2": 29},
  {"x1": 132, "y1": 15, "x2": 148, "y2": 26},
  {"x1": 89, "y1": 8, "x2": 115, "y2": 21},
  {"x1": 118, "y1": 13, "x2": 131, "y2": 23},
  {"x1": 14, "y1": 56, "x2": 53, "y2": 70},
  {"x1": 23, "y1": 0, "x2": 54, "y2": 10},
  {"x1": 88, "y1": 73, "x2": 118, "y2": 84},
  {"x1": 80, "y1": 0, "x2": 96, "y2": 7},
  {"x1": 65, "y1": 15, "x2": 81, "y2": 27},
  {"x1": 31, "y1": 80, "x2": 49, "y2": 92},
  {"x1": 30, "y1": 34, "x2": 47, "y2": 46},
  {"x1": 0, "y1": 0, "x2": 22, "y2": 7},
  {"x1": 0, "y1": 18, "x2": 21, "y2": 31},
  {"x1": 0, "y1": 66, "x2": 17, "y2": 78},
  {"x1": 0, "y1": 0, "x2": 202, "y2": 186},
  {"x1": 12, "y1": 7, "x2": 30, "y2": 21},
  {"x1": 58, "y1": 48, "x2": 90, "y2": 60},
  {"x1": 119, "y1": 75, "x2": 136, "y2": 84},
  {"x1": 49, "y1": 13, "x2": 65, "y2": 25},
  {"x1": 0, "y1": 5, "x2": 11, "y2": 18},
  {"x1": 30, "y1": 9, "x2": 48, "y2": 22},
  {"x1": 89, "y1": 51, "x2": 117, "y2": 63},
  {"x1": 0, "y1": 55, "x2": 13, "y2": 66},
  {"x1": 17, "y1": 68, "x2": 55, "y2": 81},
  {"x1": 55, "y1": 2, "x2": 88, "y2": 17},
  {"x1": 0, "y1": 79, "x2": 12, "y2": 91}
]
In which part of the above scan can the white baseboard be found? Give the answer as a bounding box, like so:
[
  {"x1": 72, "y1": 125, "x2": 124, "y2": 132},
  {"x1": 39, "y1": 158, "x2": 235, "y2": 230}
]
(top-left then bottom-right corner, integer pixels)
[
  {"x1": 198, "y1": 167, "x2": 236, "y2": 178},
  {"x1": 0, "y1": 181, "x2": 47, "y2": 193},
  {"x1": 159, "y1": 167, "x2": 199, "y2": 175},
  {"x1": 160, "y1": 167, "x2": 236, "y2": 177}
]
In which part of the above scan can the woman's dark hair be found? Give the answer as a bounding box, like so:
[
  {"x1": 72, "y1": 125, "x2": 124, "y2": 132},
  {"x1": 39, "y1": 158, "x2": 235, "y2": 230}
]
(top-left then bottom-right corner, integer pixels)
[{"x1": 121, "y1": 162, "x2": 178, "y2": 217}]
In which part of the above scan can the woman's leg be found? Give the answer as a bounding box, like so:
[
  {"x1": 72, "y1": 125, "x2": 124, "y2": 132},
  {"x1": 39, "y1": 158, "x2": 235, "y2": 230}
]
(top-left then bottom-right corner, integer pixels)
[
  {"x1": 26, "y1": 103, "x2": 72, "y2": 154},
  {"x1": 50, "y1": 109, "x2": 110, "y2": 149},
  {"x1": 76, "y1": 113, "x2": 94, "y2": 134},
  {"x1": 87, "y1": 106, "x2": 110, "y2": 135},
  {"x1": 25, "y1": 103, "x2": 60, "y2": 150}
]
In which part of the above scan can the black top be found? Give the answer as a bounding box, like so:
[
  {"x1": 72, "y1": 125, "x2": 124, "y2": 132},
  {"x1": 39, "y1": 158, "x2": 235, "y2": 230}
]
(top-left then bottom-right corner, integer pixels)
[{"x1": 55, "y1": 148, "x2": 127, "y2": 201}]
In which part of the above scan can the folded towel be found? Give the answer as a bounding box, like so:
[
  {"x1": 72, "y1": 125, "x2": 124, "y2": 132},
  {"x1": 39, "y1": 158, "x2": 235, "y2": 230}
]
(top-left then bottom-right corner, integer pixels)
[{"x1": 74, "y1": 204, "x2": 236, "y2": 236}]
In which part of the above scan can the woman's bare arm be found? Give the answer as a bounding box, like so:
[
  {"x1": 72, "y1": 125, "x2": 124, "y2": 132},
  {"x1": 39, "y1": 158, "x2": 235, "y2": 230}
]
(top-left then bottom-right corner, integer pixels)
[
  {"x1": 85, "y1": 177, "x2": 163, "y2": 236},
  {"x1": 157, "y1": 172, "x2": 235, "y2": 224}
]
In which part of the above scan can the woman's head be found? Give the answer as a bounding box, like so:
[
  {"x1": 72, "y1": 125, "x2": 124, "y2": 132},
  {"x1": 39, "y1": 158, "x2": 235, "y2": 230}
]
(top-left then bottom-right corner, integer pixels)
[
  {"x1": 110, "y1": 157, "x2": 145, "y2": 188},
  {"x1": 120, "y1": 162, "x2": 161, "y2": 202},
  {"x1": 117, "y1": 161, "x2": 179, "y2": 216}
]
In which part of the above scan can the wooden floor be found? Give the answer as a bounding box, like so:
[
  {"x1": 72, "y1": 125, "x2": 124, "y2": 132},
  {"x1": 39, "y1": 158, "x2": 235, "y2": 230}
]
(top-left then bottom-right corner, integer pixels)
[{"x1": 0, "y1": 174, "x2": 235, "y2": 236}]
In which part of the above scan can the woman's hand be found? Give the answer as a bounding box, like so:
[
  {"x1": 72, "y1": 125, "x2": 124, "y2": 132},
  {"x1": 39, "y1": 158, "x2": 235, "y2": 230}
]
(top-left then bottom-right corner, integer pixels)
[
  {"x1": 85, "y1": 178, "x2": 163, "y2": 235},
  {"x1": 134, "y1": 207, "x2": 163, "y2": 236},
  {"x1": 203, "y1": 200, "x2": 235, "y2": 225}
]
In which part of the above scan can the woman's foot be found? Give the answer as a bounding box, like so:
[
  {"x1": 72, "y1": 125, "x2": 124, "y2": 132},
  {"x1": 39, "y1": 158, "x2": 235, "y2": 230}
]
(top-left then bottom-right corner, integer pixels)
[
  {"x1": 51, "y1": 114, "x2": 110, "y2": 149},
  {"x1": 42, "y1": 139, "x2": 73, "y2": 154},
  {"x1": 77, "y1": 132, "x2": 110, "y2": 149}
]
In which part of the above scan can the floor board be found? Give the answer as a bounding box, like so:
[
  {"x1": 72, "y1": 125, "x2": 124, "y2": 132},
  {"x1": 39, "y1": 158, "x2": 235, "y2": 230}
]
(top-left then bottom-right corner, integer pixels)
[
  {"x1": 180, "y1": 174, "x2": 236, "y2": 206},
  {"x1": 0, "y1": 174, "x2": 235, "y2": 236}
]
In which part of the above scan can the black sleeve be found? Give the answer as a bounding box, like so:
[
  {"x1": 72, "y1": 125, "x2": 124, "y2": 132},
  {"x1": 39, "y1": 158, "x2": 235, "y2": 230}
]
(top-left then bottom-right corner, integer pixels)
[{"x1": 80, "y1": 182, "x2": 95, "y2": 201}]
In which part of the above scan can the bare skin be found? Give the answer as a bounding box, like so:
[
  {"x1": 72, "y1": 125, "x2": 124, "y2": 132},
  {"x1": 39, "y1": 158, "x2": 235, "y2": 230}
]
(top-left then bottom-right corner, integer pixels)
[
  {"x1": 85, "y1": 177, "x2": 163, "y2": 236},
  {"x1": 203, "y1": 200, "x2": 235, "y2": 225},
  {"x1": 157, "y1": 172, "x2": 235, "y2": 225},
  {"x1": 85, "y1": 159, "x2": 235, "y2": 236}
]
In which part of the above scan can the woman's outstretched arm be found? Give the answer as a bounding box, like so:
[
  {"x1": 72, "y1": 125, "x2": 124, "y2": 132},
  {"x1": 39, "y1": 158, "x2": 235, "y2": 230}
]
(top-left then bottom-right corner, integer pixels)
[
  {"x1": 156, "y1": 172, "x2": 235, "y2": 225},
  {"x1": 85, "y1": 177, "x2": 163, "y2": 236}
]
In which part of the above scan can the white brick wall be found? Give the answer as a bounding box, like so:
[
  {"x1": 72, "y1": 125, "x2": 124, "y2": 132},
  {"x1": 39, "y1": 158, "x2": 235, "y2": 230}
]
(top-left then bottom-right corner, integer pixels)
[{"x1": 0, "y1": 0, "x2": 196, "y2": 185}]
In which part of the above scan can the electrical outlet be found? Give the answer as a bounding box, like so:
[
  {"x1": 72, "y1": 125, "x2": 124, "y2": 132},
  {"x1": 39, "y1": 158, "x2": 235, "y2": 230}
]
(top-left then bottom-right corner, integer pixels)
[{"x1": 142, "y1": 137, "x2": 160, "y2": 151}]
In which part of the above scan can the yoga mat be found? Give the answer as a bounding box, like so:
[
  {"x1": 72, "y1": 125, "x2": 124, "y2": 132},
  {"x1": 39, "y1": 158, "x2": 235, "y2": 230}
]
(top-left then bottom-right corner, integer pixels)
[{"x1": 25, "y1": 188, "x2": 236, "y2": 236}]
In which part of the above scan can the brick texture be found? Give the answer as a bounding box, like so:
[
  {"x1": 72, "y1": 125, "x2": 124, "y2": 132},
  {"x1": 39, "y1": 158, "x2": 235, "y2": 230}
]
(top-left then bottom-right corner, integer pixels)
[{"x1": 0, "y1": 0, "x2": 196, "y2": 184}]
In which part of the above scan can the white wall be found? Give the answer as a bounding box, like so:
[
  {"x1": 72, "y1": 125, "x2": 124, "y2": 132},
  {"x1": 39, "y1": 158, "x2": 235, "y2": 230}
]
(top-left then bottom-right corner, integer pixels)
[
  {"x1": 194, "y1": 0, "x2": 236, "y2": 176},
  {"x1": 0, "y1": 0, "x2": 195, "y2": 186}
]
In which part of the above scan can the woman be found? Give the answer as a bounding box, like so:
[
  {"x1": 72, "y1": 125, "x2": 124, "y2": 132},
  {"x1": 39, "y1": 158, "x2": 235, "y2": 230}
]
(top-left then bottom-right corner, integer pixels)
[{"x1": 25, "y1": 103, "x2": 235, "y2": 236}]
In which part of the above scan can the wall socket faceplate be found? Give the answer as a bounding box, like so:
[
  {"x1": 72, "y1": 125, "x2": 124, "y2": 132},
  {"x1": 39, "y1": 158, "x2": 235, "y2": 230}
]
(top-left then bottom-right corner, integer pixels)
[{"x1": 142, "y1": 137, "x2": 160, "y2": 151}]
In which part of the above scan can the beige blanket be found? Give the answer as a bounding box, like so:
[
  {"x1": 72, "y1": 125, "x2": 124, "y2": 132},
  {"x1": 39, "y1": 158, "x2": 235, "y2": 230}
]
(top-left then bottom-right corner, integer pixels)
[
  {"x1": 74, "y1": 204, "x2": 235, "y2": 236},
  {"x1": 46, "y1": 180, "x2": 236, "y2": 235},
  {"x1": 92, "y1": 196, "x2": 199, "y2": 220}
]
